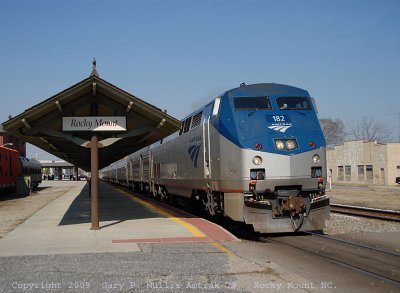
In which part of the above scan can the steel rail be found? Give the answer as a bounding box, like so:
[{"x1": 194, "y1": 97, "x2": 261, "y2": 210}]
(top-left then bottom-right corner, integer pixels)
[
  {"x1": 330, "y1": 203, "x2": 400, "y2": 222},
  {"x1": 305, "y1": 231, "x2": 400, "y2": 257},
  {"x1": 260, "y1": 233, "x2": 400, "y2": 285}
]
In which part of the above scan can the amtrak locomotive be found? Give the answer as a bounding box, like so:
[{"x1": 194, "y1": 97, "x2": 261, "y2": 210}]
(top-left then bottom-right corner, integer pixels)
[{"x1": 102, "y1": 83, "x2": 330, "y2": 232}]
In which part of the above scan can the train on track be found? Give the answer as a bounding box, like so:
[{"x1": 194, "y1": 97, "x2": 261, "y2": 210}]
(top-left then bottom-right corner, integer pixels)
[
  {"x1": 101, "y1": 83, "x2": 330, "y2": 232},
  {"x1": 0, "y1": 145, "x2": 42, "y2": 194}
]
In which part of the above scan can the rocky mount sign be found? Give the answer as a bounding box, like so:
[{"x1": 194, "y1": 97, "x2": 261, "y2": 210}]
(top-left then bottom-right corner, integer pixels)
[{"x1": 62, "y1": 116, "x2": 126, "y2": 132}]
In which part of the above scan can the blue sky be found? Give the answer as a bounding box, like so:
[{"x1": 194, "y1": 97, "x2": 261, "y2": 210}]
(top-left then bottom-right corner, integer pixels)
[{"x1": 0, "y1": 0, "x2": 399, "y2": 159}]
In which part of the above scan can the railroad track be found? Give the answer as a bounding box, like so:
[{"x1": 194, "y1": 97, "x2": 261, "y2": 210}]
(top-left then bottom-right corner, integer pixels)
[
  {"x1": 114, "y1": 183, "x2": 400, "y2": 285},
  {"x1": 330, "y1": 203, "x2": 400, "y2": 222},
  {"x1": 260, "y1": 232, "x2": 400, "y2": 285}
]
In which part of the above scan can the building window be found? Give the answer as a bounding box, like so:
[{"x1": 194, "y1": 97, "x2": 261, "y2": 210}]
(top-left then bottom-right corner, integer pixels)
[
  {"x1": 358, "y1": 165, "x2": 365, "y2": 180},
  {"x1": 366, "y1": 165, "x2": 373, "y2": 181},
  {"x1": 345, "y1": 165, "x2": 351, "y2": 181},
  {"x1": 338, "y1": 166, "x2": 344, "y2": 181}
]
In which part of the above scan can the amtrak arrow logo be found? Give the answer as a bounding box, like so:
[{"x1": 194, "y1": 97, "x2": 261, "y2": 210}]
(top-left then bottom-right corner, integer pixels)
[
  {"x1": 188, "y1": 144, "x2": 201, "y2": 168},
  {"x1": 268, "y1": 124, "x2": 292, "y2": 133}
]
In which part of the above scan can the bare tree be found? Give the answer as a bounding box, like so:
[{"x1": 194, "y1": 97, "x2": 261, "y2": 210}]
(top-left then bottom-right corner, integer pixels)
[
  {"x1": 319, "y1": 118, "x2": 346, "y2": 145},
  {"x1": 347, "y1": 115, "x2": 391, "y2": 142}
]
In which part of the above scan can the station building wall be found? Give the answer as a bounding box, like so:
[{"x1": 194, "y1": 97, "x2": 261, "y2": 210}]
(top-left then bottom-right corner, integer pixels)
[{"x1": 327, "y1": 140, "x2": 400, "y2": 186}]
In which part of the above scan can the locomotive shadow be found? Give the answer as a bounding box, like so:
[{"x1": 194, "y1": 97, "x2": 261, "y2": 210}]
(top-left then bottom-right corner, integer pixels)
[
  {"x1": 0, "y1": 186, "x2": 51, "y2": 202},
  {"x1": 58, "y1": 182, "x2": 179, "y2": 227}
]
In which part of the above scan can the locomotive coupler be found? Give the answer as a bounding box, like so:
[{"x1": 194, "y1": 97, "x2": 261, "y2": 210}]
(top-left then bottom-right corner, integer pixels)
[{"x1": 272, "y1": 190, "x2": 305, "y2": 217}]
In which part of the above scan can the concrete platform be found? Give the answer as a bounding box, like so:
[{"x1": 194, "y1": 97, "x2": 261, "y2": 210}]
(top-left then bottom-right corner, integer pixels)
[
  {"x1": 1, "y1": 182, "x2": 399, "y2": 292},
  {"x1": 0, "y1": 181, "x2": 238, "y2": 257}
]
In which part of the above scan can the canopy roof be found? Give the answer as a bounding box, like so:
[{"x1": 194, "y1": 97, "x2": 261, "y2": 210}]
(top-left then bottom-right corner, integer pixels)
[{"x1": 2, "y1": 75, "x2": 181, "y2": 171}]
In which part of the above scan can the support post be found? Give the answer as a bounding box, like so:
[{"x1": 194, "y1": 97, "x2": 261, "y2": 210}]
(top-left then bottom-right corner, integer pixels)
[{"x1": 90, "y1": 135, "x2": 100, "y2": 230}]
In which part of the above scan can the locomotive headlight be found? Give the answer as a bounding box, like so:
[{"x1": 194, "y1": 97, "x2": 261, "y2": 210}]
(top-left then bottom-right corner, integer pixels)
[
  {"x1": 256, "y1": 170, "x2": 265, "y2": 180},
  {"x1": 286, "y1": 140, "x2": 296, "y2": 150},
  {"x1": 252, "y1": 156, "x2": 262, "y2": 165},
  {"x1": 275, "y1": 140, "x2": 284, "y2": 150},
  {"x1": 312, "y1": 154, "x2": 320, "y2": 163}
]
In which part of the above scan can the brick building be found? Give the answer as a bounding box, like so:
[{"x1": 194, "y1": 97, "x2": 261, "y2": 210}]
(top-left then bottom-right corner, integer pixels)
[
  {"x1": 0, "y1": 124, "x2": 26, "y2": 157},
  {"x1": 327, "y1": 140, "x2": 400, "y2": 186}
]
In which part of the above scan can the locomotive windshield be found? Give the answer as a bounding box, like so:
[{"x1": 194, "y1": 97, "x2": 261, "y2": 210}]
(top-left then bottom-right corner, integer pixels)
[
  {"x1": 234, "y1": 96, "x2": 271, "y2": 111},
  {"x1": 276, "y1": 96, "x2": 311, "y2": 110}
]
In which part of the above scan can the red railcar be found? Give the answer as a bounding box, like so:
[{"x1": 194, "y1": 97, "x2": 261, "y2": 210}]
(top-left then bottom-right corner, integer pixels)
[{"x1": 0, "y1": 146, "x2": 19, "y2": 194}]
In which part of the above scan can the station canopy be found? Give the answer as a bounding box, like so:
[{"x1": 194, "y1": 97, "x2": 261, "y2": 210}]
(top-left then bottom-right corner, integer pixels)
[{"x1": 2, "y1": 71, "x2": 181, "y2": 171}]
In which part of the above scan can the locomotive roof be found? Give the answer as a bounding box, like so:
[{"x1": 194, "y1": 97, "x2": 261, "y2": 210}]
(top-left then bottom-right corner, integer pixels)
[
  {"x1": 226, "y1": 83, "x2": 309, "y2": 97},
  {"x1": 183, "y1": 83, "x2": 310, "y2": 119}
]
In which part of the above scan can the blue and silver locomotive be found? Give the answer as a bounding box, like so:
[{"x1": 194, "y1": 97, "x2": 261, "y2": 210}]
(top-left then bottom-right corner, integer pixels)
[{"x1": 102, "y1": 83, "x2": 330, "y2": 233}]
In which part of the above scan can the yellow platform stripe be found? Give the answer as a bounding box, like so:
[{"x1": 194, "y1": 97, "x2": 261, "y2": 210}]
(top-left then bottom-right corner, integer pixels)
[
  {"x1": 209, "y1": 242, "x2": 233, "y2": 257},
  {"x1": 122, "y1": 191, "x2": 205, "y2": 238},
  {"x1": 119, "y1": 188, "x2": 233, "y2": 256}
]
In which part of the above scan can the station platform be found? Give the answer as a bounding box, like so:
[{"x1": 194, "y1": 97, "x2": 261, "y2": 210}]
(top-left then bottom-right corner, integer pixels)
[{"x1": 0, "y1": 181, "x2": 238, "y2": 257}]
